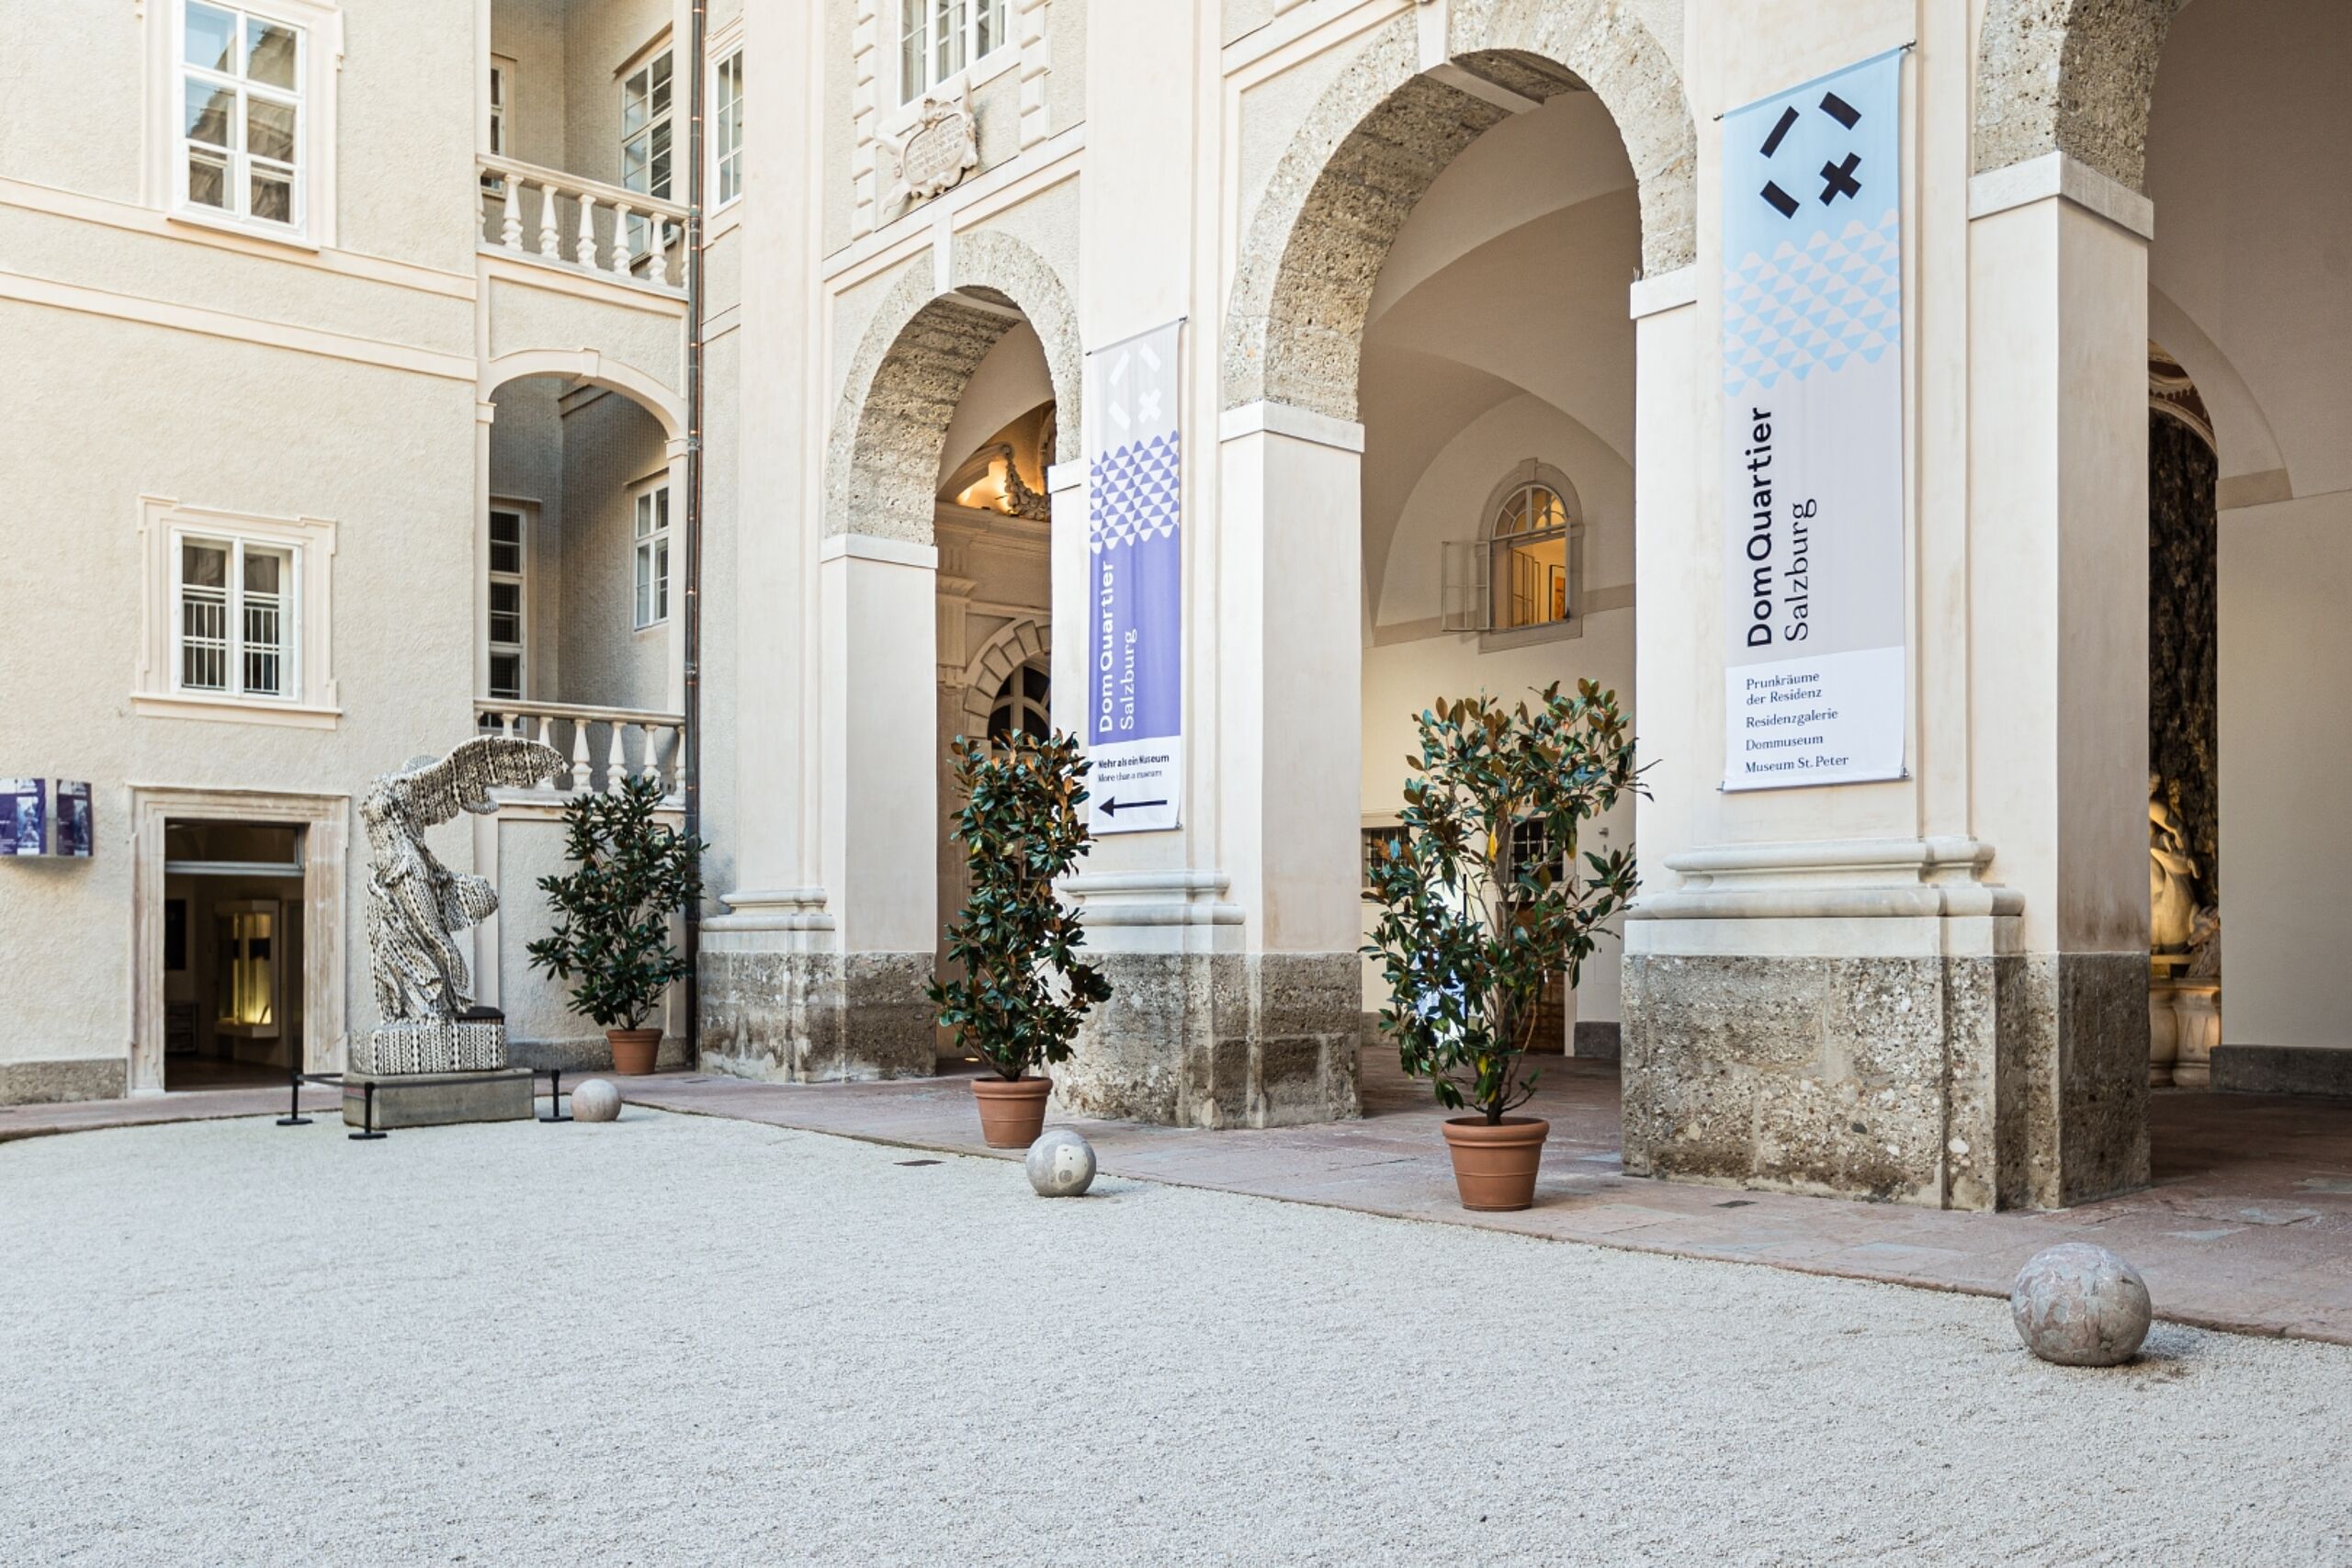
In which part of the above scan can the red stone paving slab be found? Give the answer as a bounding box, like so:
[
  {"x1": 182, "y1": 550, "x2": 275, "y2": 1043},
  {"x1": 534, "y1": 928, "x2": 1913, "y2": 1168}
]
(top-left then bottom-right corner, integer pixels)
[{"x1": 614, "y1": 1055, "x2": 2352, "y2": 1347}]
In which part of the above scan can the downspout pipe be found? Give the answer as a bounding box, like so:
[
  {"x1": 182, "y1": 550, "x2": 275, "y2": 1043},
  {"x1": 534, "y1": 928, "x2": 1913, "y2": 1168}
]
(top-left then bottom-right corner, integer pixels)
[{"x1": 682, "y1": 0, "x2": 707, "y2": 1067}]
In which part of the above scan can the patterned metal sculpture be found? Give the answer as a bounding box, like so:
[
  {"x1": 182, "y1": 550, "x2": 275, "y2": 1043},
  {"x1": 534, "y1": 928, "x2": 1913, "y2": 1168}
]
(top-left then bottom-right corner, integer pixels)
[{"x1": 356, "y1": 736, "x2": 560, "y2": 1074}]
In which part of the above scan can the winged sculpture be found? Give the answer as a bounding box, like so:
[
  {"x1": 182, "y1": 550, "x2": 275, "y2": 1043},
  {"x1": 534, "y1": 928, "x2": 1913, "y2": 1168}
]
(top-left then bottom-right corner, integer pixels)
[{"x1": 361, "y1": 735, "x2": 561, "y2": 1021}]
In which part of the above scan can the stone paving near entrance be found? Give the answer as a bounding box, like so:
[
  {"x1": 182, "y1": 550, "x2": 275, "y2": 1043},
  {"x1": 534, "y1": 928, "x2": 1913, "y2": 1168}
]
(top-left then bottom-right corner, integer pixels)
[{"x1": 616, "y1": 1054, "x2": 2352, "y2": 1346}]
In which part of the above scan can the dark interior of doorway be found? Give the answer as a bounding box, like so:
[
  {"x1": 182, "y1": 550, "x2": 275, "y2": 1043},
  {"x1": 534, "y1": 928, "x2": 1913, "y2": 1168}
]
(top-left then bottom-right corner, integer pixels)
[{"x1": 163, "y1": 819, "x2": 306, "y2": 1092}]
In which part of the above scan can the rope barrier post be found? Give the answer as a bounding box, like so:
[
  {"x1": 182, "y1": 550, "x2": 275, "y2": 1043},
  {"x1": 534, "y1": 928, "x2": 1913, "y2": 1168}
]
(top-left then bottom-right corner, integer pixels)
[
  {"x1": 538, "y1": 1067, "x2": 571, "y2": 1123},
  {"x1": 348, "y1": 1079, "x2": 387, "y2": 1141},
  {"x1": 276, "y1": 1061, "x2": 311, "y2": 1127}
]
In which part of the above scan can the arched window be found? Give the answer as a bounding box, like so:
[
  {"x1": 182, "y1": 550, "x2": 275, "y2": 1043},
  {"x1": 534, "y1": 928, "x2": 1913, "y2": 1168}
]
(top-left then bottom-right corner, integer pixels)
[
  {"x1": 1442, "y1": 460, "x2": 1584, "y2": 637},
  {"x1": 1488, "y1": 476, "x2": 1574, "y2": 630},
  {"x1": 987, "y1": 660, "x2": 1051, "y2": 749}
]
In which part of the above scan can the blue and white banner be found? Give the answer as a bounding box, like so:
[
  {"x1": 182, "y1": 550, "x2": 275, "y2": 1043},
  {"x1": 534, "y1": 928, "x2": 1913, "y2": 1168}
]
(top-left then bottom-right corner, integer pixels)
[
  {"x1": 1721, "y1": 50, "x2": 1906, "y2": 790},
  {"x1": 1085, "y1": 321, "x2": 1183, "y2": 834}
]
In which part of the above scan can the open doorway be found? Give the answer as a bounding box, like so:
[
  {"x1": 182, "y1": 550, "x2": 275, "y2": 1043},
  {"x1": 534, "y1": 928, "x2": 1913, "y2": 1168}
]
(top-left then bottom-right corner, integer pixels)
[
  {"x1": 1345, "y1": 76, "x2": 1645, "y2": 1092},
  {"x1": 163, "y1": 820, "x2": 305, "y2": 1091}
]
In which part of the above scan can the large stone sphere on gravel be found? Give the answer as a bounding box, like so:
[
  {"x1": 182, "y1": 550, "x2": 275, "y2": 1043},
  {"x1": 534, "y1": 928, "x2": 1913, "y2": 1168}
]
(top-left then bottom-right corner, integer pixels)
[
  {"x1": 2011, "y1": 1243, "x2": 2151, "y2": 1365},
  {"x1": 1025, "y1": 1128, "x2": 1097, "y2": 1196},
  {"x1": 571, "y1": 1078, "x2": 622, "y2": 1123}
]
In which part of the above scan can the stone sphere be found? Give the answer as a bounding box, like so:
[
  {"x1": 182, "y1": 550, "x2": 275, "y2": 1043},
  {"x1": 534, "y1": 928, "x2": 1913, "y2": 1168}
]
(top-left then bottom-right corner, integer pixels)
[
  {"x1": 2010, "y1": 1243, "x2": 2152, "y2": 1366},
  {"x1": 571, "y1": 1077, "x2": 622, "y2": 1123},
  {"x1": 1025, "y1": 1128, "x2": 1097, "y2": 1197}
]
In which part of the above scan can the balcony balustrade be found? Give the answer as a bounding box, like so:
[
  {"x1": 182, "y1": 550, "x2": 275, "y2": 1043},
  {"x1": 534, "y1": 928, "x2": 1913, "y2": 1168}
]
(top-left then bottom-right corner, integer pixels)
[
  {"x1": 477, "y1": 153, "x2": 687, "y2": 294},
  {"x1": 474, "y1": 699, "x2": 685, "y2": 799}
]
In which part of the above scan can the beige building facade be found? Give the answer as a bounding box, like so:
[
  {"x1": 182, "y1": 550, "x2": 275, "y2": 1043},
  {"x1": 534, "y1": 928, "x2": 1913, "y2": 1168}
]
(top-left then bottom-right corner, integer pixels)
[{"x1": 5, "y1": 0, "x2": 2346, "y2": 1213}]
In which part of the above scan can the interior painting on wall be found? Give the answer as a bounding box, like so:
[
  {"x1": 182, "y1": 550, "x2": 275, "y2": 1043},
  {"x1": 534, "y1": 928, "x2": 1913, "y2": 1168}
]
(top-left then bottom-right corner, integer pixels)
[
  {"x1": 1084, "y1": 320, "x2": 1184, "y2": 835},
  {"x1": 0, "y1": 779, "x2": 43, "y2": 856},
  {"x1": 1720, "y1": 49, "x2": 1908, "y2": 790}
]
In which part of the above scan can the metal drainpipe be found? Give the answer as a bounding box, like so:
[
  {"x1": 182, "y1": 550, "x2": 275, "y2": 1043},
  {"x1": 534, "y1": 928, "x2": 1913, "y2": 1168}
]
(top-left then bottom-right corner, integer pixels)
[{"x1": 681, "y1": 0, "x2": 707, "y2": 1067}]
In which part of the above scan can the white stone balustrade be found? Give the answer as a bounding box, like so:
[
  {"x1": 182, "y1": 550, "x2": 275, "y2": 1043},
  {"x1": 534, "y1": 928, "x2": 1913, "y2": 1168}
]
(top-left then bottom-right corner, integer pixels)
[
  {"x1": 478, "y1": 154, "x2": 687, "y2": 292},
  {"x1": 473, "y1": 700, "x2": 685, "y2": 798}
]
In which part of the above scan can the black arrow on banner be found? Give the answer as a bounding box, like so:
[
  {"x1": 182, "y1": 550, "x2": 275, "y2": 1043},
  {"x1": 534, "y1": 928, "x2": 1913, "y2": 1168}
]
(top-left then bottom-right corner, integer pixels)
[{"x1": 1100, "y1": 797, "x2": 1168, "y2": 818}]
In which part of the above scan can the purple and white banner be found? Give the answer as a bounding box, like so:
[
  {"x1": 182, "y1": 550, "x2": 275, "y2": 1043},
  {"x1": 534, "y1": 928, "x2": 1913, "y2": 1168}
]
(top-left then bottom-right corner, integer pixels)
[
  {"x1": 1720, "y1": 49, "x2": 1907, "y2": 790},
  {"x1": 1085, "y1": 321, "x2": 1183, "y2": 834}
]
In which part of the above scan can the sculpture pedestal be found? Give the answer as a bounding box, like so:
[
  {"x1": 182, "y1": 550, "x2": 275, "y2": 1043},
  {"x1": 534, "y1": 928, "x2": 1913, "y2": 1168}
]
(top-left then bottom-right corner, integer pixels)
[
  {"x1": 2169, "y1": 982, "x2": 2222, "y2": 1089},
  {"x1": 342, "y1": 1067, "x2": 535, "y2": 1129},
  {"x1": 344, "y1": 1011, "x2": 531, "y2": 1128}
]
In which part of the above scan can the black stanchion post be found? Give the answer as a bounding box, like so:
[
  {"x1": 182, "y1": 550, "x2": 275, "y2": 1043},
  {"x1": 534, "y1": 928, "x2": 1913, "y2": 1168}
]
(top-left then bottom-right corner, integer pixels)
[
  {"x1": 277, "y1": 1061, "x2": 311, "y2": 1127},
  {"x1": 348, "y1": 1079, "x2": 387, "y2": 1141},
  {"x1": 539, "y1": 1067, "x2": 571, "y2": 1123}
]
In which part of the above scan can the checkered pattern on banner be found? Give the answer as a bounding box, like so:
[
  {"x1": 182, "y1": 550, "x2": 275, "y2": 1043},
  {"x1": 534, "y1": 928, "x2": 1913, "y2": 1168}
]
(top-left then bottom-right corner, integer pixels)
[
  {"x1": 1088, "y1": 429, "x2": 1181, "y2": 553},
  {"x1": 1723, "y1": 207, "x2": 1900, "y2": 398}
]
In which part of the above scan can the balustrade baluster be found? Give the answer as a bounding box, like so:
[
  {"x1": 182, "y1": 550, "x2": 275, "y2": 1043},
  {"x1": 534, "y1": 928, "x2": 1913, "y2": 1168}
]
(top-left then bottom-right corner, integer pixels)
[
  {"x1": 575, "y1": 192, "x2": 599, "y2": 271},
  {"x1": 645, "y1": 725, "x2": 667, "y2": 793},
  {"x1": 569, "y1": 719, "x2": 593, "y2": 794},
  {"x1": 609, "y1": 205, "x2": 636, "y2": 277},
  {"x1": 536, "y1": 182, "x2": 560, "y2": 260},
  {"x1": 497, "y1": 174, "x2": 523, "y2": 250}
]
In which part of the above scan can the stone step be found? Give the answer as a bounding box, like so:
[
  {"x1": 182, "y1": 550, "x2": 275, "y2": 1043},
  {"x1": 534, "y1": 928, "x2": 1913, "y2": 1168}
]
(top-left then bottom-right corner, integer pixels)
[{"x1": 2211, "y1": 1044, "x2": 2352, "y2": 1099}]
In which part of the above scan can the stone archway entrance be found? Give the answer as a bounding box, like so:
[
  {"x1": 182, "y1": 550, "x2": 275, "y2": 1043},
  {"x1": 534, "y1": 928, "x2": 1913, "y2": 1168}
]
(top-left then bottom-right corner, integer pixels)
[
  {"x1": 1051, "y1": 2, "x2": 1698, "y2": 1131},
  {"x1": 699, "y1": 232, "x2": 1083, "y2": 1085}
]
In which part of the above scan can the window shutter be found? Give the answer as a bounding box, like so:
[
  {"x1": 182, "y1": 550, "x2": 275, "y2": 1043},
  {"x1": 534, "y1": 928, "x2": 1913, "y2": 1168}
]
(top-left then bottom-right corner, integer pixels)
[{"x1": 1441, "y1": 538, "x2": 1492, "y2": 632}]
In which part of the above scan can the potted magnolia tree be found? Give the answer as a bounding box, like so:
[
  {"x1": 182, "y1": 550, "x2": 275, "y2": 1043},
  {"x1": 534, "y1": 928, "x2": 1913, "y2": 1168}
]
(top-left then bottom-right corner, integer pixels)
[
  {"x1": 526, "y1": 773, "x2": 707, "y2": 1076},
  {"x1": 930, "y1": 729, "x2": 1112, "y2": 1147},
  {"x1": 1364, "y1": 682, "x2": 1642, "y2": 1211}
]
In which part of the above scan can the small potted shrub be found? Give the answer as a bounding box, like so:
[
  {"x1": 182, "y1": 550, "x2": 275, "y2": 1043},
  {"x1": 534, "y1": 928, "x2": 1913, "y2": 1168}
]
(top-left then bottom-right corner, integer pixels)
[
  {"x1": 1364, "y1": 682, "x2": 1641, "y2": 1211},
  {"x1": 930, "y1": 729, "x2": 1112, "y2": 1147},
  {"x1": 526, "y1": 773, "x2": 706, "y2": 1075}
]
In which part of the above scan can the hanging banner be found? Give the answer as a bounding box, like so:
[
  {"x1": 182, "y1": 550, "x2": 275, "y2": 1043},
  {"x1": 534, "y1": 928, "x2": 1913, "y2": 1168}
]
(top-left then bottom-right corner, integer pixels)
[
  {"x1": 1720, "y1": 49, "x2": 1906, "y2": 790},
  {"x1": 1084, "y1": 320, "x2": 1183, "y2": 834}
]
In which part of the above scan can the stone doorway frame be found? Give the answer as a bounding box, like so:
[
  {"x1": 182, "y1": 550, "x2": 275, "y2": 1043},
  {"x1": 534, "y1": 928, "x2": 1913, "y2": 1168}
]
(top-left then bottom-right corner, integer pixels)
[{"x1": 130, "y1": 786, "x2": 351, "y2": 1094}]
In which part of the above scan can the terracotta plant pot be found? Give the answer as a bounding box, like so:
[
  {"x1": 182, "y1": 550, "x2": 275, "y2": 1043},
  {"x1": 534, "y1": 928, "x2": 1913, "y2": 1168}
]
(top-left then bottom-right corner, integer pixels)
[
  {"x1": 1440, "y1": 1116, "x2": 1552, "y2": 1212},
  {"x1": 972, "y1": 1075, "x2": 1052, "y2": 1148},
  {"x1": 605, "y1": 1027, "x2": 661, "y2": 1077}
]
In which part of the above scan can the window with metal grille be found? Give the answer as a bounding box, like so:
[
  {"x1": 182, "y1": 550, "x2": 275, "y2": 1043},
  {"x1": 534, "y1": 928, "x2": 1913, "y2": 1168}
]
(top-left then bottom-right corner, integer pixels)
[{"x1": 176, "y1": 535, "x2": 293, "y2": 700}]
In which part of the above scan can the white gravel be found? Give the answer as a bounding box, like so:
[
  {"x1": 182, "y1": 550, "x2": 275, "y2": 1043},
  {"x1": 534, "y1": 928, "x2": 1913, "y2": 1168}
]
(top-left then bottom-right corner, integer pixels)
[{"x1": 3, "y1": 1108, "x2": 2348, "y2": 1567}]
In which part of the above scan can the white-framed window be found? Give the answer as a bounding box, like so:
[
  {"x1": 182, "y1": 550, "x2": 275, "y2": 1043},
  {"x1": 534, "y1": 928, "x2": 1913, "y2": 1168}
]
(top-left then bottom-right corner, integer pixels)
[
  {"x1": 177, "y1": 1, "x2": 305, "y2": 229},
  {"x1": 138, "y1": 496, "x2": 338, "y2": 726},
  {"x1": 619, "y1": 45, "x2": 676, "y2": 265},
  {"x1": 489, "y1": 57, "x2": 513, "y2": 158},
  {"x1": 633, "y1": 482, "x2": 671, "y2": 630},
  {"x1": 487, "y1": 506, "x2": 528, "y2": 700},
  {"x1": 898, "y1": 0, "x2": 1009, "y2": 105},
  {"x1": 713, "y1": 47, "x2": 745, "y2": 208},
  {"x1": 175, "y1": 534, "x2": 295, "y2": 699},
  {"x1": 1442, "y1": 460, "x2": 1585, "y2": 639}
]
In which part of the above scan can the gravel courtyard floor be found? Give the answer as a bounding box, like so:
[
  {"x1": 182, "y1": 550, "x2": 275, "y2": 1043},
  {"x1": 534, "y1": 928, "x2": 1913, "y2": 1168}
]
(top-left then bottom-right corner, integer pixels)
[{"x1": 5, "y1": 1110, "x2": 2350, "y2": 1567}]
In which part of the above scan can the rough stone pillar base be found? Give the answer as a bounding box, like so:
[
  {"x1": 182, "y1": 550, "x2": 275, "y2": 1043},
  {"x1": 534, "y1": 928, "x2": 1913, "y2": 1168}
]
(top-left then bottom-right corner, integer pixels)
[
  {"x1": 1622, "y1": 948, "x2": 2149, "y2": 1211},
  {"x1": 697, "y1": 945, "x2": 934, "y2": 1083},
  {"x1": 1623, "y1": 840, "x2": 2149, "y2": 1212},
  {"x1": 1052, "y1": 951, "x2": 1360, "y2": 1128}
]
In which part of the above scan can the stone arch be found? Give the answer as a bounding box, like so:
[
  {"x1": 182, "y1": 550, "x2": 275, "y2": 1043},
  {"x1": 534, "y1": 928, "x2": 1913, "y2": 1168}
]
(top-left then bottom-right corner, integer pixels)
[
  {"x1": 956, "y1": 616, "x2": 1051, "y2": 737},
  {"x1": 1222, "y1": 1, "x2": 1695, "y2": 421},
  {"x1": 1973, "y1": 0, "x2": 2187, "y2": 189},
  {"x1": 825, "y1": 231, "x2": 1082, "y2": 544},
  {"x1": 481, "y1": 348, "x2": 684, "y2": 438}
]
